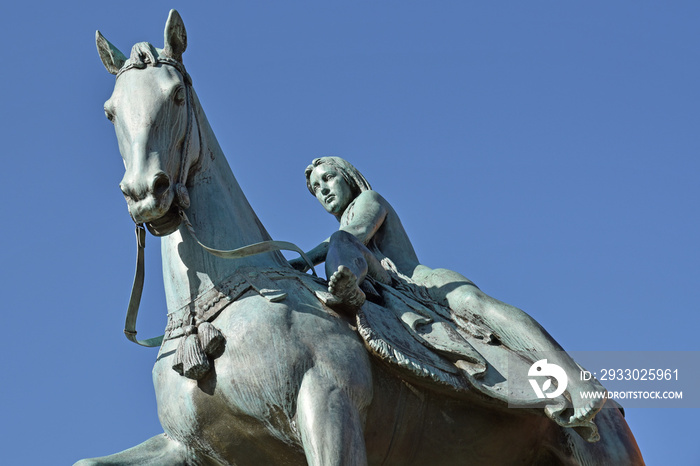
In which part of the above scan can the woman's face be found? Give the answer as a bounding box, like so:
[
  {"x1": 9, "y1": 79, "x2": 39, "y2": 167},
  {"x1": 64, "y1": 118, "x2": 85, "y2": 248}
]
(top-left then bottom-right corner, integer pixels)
[{"x1": 309, "y1": 164, "x2": 354, "y2": 216}]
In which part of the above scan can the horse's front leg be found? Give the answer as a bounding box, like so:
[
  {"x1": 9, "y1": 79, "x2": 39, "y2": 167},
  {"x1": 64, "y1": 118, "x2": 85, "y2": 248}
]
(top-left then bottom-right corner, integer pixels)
[{"x1": 297, "y1": 369, "x2": 368, "y2": 466}]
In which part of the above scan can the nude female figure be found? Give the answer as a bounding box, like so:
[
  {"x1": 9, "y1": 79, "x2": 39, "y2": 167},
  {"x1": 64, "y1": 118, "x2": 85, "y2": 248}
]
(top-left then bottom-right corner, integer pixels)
[{"x1": 290, "y1": 156, "x2": 606, "y2": 431}]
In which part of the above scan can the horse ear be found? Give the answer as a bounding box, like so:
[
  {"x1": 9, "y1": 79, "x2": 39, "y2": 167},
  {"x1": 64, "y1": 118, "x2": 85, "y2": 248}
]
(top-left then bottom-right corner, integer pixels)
[
  {"x1": 96, "y1": 30, "x2": 126, "y2": 75},
  {"x1": 163, "y1": 9, "x2": 187, "y2": 62}
]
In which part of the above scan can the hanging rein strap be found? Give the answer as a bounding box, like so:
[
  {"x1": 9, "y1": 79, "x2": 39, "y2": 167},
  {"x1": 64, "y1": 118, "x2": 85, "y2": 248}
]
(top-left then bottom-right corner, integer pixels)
[
  {"x1": 124, "y1": 224, "x2": 163, "y2": 347},
  {"x1": 124, "y1": 219, "x2": 317, "y2": 347}
]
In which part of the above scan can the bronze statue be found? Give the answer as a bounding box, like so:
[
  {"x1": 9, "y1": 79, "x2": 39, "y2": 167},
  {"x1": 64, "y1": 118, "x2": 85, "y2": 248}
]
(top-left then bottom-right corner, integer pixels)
[{"x1": 77, "y1": 10, "x2": 644, "y2": 465}]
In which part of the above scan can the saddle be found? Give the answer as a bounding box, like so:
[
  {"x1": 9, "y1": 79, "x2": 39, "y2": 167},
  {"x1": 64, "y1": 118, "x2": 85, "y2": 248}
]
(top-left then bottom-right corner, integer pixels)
[{"x1": 158, "y1": 264, "x2": 601, "y2": 442}]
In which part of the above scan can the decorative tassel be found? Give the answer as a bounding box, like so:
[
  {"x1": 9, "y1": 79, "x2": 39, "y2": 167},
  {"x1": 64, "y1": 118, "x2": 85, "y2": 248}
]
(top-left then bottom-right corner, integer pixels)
[
  {"x1": 172, "y1": 338, "x2": 184, "y2": 375},
  {"x1": 182, "y1": 334, "x2": 210, "y2": 380},
  {"x1": 198, "y1": 322, "x2": 225, "y2": 357},
  {"x1": 172, "y1": 325, "x2": 210, "y2": 380}
]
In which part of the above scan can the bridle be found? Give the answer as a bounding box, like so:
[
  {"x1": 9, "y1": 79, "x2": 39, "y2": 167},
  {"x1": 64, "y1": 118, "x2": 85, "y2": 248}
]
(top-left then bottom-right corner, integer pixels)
[{"x1": 117, "y1": 57, "x2": 316, "y2": 347}]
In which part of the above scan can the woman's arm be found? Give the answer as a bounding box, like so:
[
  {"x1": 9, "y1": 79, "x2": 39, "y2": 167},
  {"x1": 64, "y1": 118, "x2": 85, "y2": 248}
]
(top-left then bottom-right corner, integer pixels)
[
  {"x1": 289, "y1": 237, "x2": 330, "y2": 271},
  {"x1": 306, "y1": 238, "x2": 331, "y2": 265},
  {"x1": 339, "y1": 191, "x2": 388, "y2": 245}
]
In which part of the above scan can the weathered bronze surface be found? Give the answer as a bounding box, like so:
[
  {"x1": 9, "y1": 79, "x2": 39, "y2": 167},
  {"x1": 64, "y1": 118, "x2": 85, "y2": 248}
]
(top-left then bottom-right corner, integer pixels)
[{"x1": 76, "y1": 10, "x2": 644, "y2": 466}]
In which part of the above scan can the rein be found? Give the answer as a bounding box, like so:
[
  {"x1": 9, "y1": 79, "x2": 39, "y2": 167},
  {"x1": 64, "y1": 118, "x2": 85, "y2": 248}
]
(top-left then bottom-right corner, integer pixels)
[
  {"x1": 124, "y1": 220, "x2": 316, "y2": 347},
  {"x1": 120, "y1": 57, "x2": 316, "y2": 347}
]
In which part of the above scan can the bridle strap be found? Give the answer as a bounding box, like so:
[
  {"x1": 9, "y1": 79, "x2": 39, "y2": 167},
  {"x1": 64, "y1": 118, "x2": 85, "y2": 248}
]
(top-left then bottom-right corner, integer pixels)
[
  {"x1": 116, "y1": 56, "x2": 191, "y2": 85},
  {"x1": 124, "y1": 224, "x2": 163, "y2": 347}
]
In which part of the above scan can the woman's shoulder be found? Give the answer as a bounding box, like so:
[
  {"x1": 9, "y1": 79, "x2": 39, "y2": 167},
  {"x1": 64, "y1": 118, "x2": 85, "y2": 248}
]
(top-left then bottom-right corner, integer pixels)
[
  {"x1": 341, "y1": 190, "x2": 391, "y2": 225},
  {"x1": 351, "y1": 191, "x2": 402, "y2": 221},
  {"x1": 355, "y1": 189, "x2": 389, "y2": 205}
]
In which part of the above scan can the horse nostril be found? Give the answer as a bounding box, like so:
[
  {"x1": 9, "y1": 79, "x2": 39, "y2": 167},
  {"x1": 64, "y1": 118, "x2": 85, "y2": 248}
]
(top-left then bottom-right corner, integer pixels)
[
  {"x1": 151, "y1": 173, "x2": 171, "y2": 198},
  {"x1": 119, "y1": 182, "x2": 133, "y2": 200}
]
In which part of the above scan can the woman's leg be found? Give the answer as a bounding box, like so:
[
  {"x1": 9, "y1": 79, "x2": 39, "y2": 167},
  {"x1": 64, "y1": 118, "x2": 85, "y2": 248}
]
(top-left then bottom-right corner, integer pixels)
[
  {"x1": 324, "y1": 230, "x2": 387, "y2": 311},
  {"x1": 415, "y1": 267, "x2": 606, "y2": 428}
]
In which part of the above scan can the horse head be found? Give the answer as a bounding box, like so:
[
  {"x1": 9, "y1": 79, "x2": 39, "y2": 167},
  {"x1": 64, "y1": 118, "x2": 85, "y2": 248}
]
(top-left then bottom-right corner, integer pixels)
[{"x1": 96, "y1": 10, "x2": 198, "y2": 236}]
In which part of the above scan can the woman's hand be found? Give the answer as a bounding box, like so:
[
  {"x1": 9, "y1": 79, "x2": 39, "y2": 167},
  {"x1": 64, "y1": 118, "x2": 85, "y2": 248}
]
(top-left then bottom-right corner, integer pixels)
[{"x1": 289, "y1": 256, "x2": 310, "y2": 273}]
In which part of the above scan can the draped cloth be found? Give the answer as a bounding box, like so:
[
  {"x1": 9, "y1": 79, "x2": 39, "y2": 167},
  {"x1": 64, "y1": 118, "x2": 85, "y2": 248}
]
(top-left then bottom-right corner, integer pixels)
[{"x1": 355, "y1": 253, "x2": 601, "y2": 442}]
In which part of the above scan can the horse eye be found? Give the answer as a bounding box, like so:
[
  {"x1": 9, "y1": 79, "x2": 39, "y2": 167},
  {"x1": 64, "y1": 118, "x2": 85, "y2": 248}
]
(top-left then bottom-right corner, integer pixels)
[{"x1": 173, "y1": 87, "x2": 186, "y2": 105}]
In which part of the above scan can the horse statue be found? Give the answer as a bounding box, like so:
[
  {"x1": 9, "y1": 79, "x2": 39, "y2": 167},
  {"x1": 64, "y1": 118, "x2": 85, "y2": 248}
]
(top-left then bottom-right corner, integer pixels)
[{"x1": 78, "y1": 10, "x2": 644, "y2": 465}]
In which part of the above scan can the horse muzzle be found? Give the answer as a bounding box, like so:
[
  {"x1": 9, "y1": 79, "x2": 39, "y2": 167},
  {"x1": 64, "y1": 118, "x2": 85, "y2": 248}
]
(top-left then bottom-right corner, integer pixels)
[{"x1": 120, "y1": 171, "x2": 178, "y2": 228}]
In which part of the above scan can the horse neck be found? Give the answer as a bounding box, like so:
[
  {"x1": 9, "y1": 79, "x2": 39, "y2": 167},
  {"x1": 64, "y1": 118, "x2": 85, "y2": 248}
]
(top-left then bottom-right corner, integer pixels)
[{"x1": 161, "y1": 91, "x2": 288, "y2": 311}]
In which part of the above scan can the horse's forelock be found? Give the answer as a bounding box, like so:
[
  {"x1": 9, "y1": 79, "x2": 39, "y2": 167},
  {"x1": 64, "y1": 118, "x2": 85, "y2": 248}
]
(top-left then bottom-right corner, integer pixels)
[{"x1": 128, "y1": 42, "x2": 160, "y2": 69}]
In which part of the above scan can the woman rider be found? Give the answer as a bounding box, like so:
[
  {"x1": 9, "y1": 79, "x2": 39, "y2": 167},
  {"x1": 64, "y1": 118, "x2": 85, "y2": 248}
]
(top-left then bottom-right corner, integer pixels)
[{"x1": 290, "y1": 156, "x2": 605, "y2": 431}]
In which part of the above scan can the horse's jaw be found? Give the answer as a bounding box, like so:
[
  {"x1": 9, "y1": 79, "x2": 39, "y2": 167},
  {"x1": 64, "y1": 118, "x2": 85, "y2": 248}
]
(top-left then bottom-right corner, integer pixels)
[{"x1": 144, "y1": 204, "x2": 182, "y2": 236}]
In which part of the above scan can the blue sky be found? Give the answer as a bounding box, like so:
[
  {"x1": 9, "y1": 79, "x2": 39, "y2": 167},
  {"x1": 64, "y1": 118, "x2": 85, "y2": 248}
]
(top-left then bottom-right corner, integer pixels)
[{"x1": 1, "y1": 2, "x2": 698, "y2": 464}]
